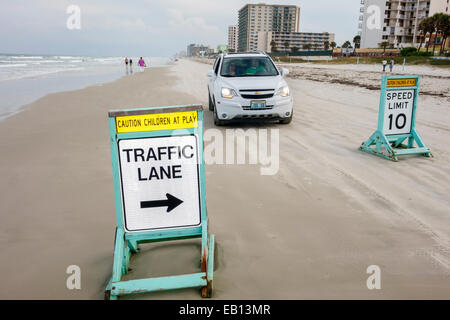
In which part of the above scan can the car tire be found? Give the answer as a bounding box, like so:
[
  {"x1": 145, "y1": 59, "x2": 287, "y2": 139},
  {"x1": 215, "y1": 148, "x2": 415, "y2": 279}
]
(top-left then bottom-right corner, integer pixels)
[
  {"x1": 208, "y1": 90, "x2": 214, "y2": 111},
  {"x1": 279, "y1": 110, "x2": 293, "y2": 124},
  {"x1": 213, "y1": 103, "x2": 226, "y2": 126}
]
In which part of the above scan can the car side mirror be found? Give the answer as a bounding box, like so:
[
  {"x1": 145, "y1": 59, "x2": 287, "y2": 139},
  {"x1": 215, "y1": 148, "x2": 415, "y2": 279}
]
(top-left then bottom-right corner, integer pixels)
[
  {"x1": 281, "y1": 68, "x2": 289, "y2": 77},
  {"x1": 207, "y1": 70, "x2": 214, "y2": 78}
]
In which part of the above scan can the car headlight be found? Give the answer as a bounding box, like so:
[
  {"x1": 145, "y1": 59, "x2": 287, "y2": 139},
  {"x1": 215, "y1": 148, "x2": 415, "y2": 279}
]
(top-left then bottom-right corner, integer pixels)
[
  {"x1": 221, "y1": 87, "x2": 237, "y2": 99},
  {"x1": 277, "y1": 86, "x2": 290, "y2": 97}
]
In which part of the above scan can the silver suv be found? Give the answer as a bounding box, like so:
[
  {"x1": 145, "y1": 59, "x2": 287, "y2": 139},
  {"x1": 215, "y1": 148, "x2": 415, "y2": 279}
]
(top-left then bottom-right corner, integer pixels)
[{"x1": 207, "y1": 52, "x2": 293, "y2": 126}]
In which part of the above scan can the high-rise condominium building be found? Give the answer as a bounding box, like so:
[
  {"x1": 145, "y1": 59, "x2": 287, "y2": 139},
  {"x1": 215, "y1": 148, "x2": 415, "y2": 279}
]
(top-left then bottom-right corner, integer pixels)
[
  {"x1": 238, "y1": 3, "x2": 301, "y2": 52},
  {"x1": 359, "y1": 0, "x2": 449, "y2": 48},
  {"x1": 228, "y1": 25, "x2": 239, "y2": 51}
]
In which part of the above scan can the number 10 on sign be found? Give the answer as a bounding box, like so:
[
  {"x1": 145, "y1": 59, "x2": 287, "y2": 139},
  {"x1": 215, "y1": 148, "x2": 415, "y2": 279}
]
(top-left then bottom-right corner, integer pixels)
[{"x1": 383, "y1": 89, "x2": 414, "y2": 135}]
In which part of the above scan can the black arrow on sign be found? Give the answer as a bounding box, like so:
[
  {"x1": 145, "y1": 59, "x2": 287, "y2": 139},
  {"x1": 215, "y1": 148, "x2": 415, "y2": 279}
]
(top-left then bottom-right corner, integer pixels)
[{"x1": 140, "y1": 193, "x2": 183, "y2": 213}]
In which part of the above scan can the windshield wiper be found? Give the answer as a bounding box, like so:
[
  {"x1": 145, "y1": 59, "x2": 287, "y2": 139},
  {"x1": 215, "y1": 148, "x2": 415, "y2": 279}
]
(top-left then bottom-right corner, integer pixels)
[
  {"x1": 240, "y1": 74, "x2": 277, "y2": 77},
  {"x1": 221, "y1": 74, "x2": 277, "y2": 77}
]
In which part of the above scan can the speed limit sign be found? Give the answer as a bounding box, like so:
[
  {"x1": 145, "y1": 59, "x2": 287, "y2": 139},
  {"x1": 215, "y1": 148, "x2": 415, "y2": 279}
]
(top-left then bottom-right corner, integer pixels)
[
  {"x1": 383, "y1": 89, "x2": 414, "y2": 135},
  {"x1": 359, "y1": 75, "x2": 432, "y2": 161}
]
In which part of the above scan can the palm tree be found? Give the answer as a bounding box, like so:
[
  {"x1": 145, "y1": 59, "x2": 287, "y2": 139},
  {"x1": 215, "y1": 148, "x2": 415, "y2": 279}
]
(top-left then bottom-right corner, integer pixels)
[
  {"x1": 430, "y1": 14, "x2": 441, "y2": 55},
  {"x1": 353, "y1": 35, "x2": 361, "y2": 49},
  {"x1": 418, "y1": 17, "x2": 432, "y2": 51},
  {"x1": 324, "y1": 41, "x2": 330, "y2": 50},
  {"x1": 419, "y1": 17, "x2": 435, "y2": 53},
  {"x1": 423, "y1": 13, "x2": 449, "y2": 55},
  {"x1": 270, "y1": 40, "x2": 277, "y2": 53},
  {"x1": 342, "y1": 40, "x2": 352, "y2": 48},
  {"x1": 441, "y1": 15, "x2": 450, "y2": 55},
  {"x1": 417, "y1": 21, "x2": 426, "y2": 50},
  {"x1": 284, "y1": 41, "x2": 290, "y2": 54},
  {"x1": 379, "y1": 41, "x2": 390, "y2": 53},
  {"x1": 433, "y1": 13, "x2": 450, "y2": 55},
  {"x1": 291, "y1": 46, "x2": 300, "y2": 53},
  {"x1": 303, "y1": 43, "x2": 312, "y2": 51},
  {"x1": 330, "y1": 41, "x2": 337, "y2": 50}
]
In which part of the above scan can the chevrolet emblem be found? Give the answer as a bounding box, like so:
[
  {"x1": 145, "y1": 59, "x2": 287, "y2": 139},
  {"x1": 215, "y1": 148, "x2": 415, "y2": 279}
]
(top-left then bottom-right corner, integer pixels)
[{"x1": 255, "y1": 91, "x2": 261, "y2": 95}]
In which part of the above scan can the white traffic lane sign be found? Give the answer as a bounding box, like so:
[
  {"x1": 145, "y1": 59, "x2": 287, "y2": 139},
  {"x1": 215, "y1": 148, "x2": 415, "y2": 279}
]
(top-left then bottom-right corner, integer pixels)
[
  {"x1": 107, "y1": 105, "x2": 215, "y2": 299},
  {"x1": 118, "y1": 134, "x2": 201, "y2": 232},
  {"x1": 383, "y1": 90, "x2": 414, "y2": 135}
]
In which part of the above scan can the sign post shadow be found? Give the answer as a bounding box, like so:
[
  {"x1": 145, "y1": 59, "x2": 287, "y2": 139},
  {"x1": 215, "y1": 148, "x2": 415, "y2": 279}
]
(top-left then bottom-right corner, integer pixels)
[
  {"x1": 105, "y1": 104, "x2": 214, "y2": 299},
  {"x1": 359, "y1": 75, "x2": 432, "y2": 161}
]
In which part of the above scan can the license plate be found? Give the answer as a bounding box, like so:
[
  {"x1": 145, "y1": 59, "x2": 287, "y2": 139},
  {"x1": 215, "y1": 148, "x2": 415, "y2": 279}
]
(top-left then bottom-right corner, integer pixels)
[{"x1": 251, "y1": 100, "x2": 266, "y2": 109}]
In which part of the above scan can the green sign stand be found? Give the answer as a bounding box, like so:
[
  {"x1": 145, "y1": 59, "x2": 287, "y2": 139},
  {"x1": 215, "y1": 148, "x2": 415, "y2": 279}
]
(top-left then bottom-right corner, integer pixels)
[
  {"x1": 105, "y1": 105, "x2": 214, "y2": 299},
  {"x1": 360, "y1": 75, "x2": 432, "y2": 161}
]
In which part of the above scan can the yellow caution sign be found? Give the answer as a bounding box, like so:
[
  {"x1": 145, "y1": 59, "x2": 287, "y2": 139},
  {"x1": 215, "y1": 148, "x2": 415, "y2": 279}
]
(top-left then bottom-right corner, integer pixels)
[
  {"x1": 386, "y1": 78, "x2": 417, "y2": 88},
  {"x1": 116, "y1": 111, "x2": 198, "y2": 133}
]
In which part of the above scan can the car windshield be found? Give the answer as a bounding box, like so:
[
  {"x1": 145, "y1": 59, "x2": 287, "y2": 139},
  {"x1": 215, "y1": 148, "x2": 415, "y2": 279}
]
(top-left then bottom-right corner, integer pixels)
[{"x1": 220, "y1": 57, "x2": 279, "y2": 77}]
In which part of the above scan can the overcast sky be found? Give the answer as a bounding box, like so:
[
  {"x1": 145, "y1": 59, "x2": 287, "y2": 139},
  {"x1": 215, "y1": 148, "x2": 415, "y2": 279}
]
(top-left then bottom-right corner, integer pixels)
[{"x1": 0, "y1": 0, "x2": 360, "y2": 57}]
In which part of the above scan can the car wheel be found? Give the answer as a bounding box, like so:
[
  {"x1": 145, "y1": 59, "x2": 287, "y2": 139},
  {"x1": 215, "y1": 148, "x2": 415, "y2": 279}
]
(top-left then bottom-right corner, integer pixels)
[
  {"x1": 208, "y1": 90, "x2": 214, "y2": 111},
  {"x1": 279, "y1": 110, "x2": 293, "y2": 124},
  {"x1": 213, "y1": 104, "x2": 226, "y2": 126}
]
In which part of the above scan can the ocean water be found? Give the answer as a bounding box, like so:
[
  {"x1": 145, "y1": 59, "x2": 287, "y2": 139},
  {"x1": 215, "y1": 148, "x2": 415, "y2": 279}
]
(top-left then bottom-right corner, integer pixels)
[{"x1": 0, "y1": 54, "x2": 170, "y2": 121}]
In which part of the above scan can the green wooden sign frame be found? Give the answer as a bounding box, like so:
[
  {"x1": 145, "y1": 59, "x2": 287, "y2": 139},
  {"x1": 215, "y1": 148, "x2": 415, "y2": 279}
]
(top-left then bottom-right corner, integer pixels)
[
  {"x1": 359, "y1": 75, "x2": 432, "y2": 161},
  {"x1": 105, "y1": 105, "x2": 214, "y2": 299}
]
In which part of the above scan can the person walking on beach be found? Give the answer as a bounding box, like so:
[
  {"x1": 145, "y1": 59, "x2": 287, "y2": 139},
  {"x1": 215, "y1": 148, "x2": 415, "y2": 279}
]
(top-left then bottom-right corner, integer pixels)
[
  {"x1": 138, "y1": 57, "x2": 146, "y2": 72},
  {"x1": 389, "y1": 59, "x2": 394, "y2": 72},
  {"x1": 124, "y1": 57, "x2": 129, "y2": 75},
  {"x1": 382, "y1": 59, "x2": 387, "y2": 72}
]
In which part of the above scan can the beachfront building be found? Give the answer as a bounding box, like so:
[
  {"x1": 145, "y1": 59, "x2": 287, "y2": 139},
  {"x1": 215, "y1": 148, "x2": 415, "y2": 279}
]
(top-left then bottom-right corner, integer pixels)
[
  {"x1": 358, "y1": 0, "x2": 386, "y2": 48},
  {"x1": 257, "y1": 31, "x2": 335, "y2": 52},
  {"x1": 238, "y1": 3, "x2": 301, "y2": 52},
  {"x1": 359, "y1": 0, "x2": 449, "y2": 48},
  {"x1": 228, "y1": 25, "x2": 239, "y2": 51},
  {"x1": 186, "y1": 43, "x2": 209, "y2": 57}
]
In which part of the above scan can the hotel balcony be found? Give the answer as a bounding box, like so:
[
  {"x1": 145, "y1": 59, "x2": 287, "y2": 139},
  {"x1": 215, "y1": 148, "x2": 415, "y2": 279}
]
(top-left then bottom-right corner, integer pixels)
[{"x1": 394, "y1": 29, "x2": 414, "y2": 37}]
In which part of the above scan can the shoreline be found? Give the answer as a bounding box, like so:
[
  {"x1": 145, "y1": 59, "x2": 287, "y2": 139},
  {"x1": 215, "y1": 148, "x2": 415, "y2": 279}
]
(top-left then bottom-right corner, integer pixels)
[
  {"x1": 0, "y1": 58, "x2": 171, "y2": 122},
  {"x1": 0, "y1": 59, "x2": 449, "y2": 299}
]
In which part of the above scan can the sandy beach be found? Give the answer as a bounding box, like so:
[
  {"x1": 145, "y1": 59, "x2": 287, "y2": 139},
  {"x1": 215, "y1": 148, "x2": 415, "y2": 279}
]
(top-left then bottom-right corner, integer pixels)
[{"x1": 0, "y1": 59, "x2": 449, "y2": 299}]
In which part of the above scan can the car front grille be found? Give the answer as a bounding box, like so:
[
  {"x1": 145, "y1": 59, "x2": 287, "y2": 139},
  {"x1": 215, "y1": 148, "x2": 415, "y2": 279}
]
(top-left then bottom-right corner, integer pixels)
[
  {"x1": 239, "y1": 89, "x2": 275, "y2": 100},
  {"x1": 241, "y1": 93, "x2": 274, "y2": 99}
]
